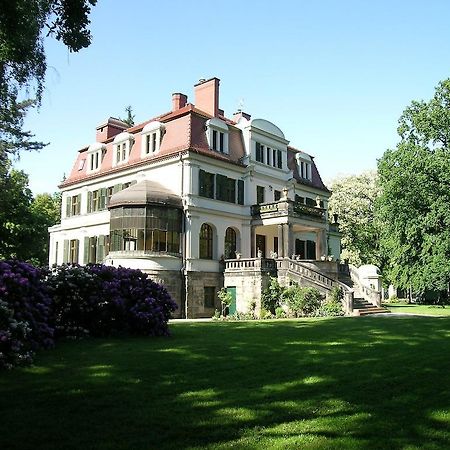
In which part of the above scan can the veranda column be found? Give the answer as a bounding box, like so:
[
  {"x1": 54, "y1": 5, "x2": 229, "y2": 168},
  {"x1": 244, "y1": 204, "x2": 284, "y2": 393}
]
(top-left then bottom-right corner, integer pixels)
[
  {"x1": 277, "y1": 224, "x2": 284, "y2": 257},
  {"x1": 315, "y1": 229, "x2": 327, "y2": 259},
  {"x1": 282, "y1": 223, "x2": 293, "y2": 258},
  {"x1": 251, "y1": 225, "x2": 256, "y2": 258}
]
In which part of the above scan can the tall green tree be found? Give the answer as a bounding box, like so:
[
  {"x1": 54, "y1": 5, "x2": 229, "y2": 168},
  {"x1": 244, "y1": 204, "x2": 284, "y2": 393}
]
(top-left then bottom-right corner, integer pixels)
[
  {"x1": 0, "y1": 160, "x2": 60, "y2": 265},
  {"x1": 328, "y1": 171, "x2": 382, "y2": 267},
  {"x1": 0, "y1": 0, "x2": 97, "y2": 158},
  {"x1": 377, "y1": 79, "x2": 450, "y2": 293}
]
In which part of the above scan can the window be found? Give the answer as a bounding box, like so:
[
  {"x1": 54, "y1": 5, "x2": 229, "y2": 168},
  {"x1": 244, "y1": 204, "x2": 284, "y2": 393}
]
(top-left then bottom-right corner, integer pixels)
[
  {"x1": 66, "y1": 194, "x2": 81, "y2": 217},
  {"x1": 277, "y1": 149, "x2": 282, "y2": 169},
  {"x1": 256, "y1": 142, "x2": 264, "y2": 163},
  {"x1": 224, "y1": 227, "x2": 237, "y2": 259},
  {"x1": 206, "y1": 118, "x2": 228, "y2": 153},
  {"x1": 113, "y1": 132, "x2": 134, "y2": 166},
  {"x1": 63, "y1": 239, "x2": 79, "y2": 263},
  {"x1": 216, "y1": 174, "x2": 236, "y2": 203},
  {"x1": 257, "y1": 186, "x2": 265, "y2": 204},
  {"x1": 83, "y1": 235, "x2": 109, "y2": 264},
  {"x1": 199, "y1": 223, "x2": 213, "y2": 259},
  {"x1": 204, "y1": 287, "x2": 216, "y2": 308},
  {"x1": 266, "y1": 146, "x2": 271, "y2": 165},
  {"x1": 199, "y1": 170, "x2": 243, "y2": 205},
  {"x1": 295, "y1": 194, "x2": 305, "y2": 204},
  {"x1": 237, "y1": 180, "x2": 244, "y2": 205},
  {"x1": 86, "y1": 143, "x2": 106, "y2": 173},
  {"x1": 87, "y1": 188, "x2": 107, "y2": 213},
  {"x1": 199, "y1": 170, "x2": 215, "y2": 199},
  {"x1": 274, "y1": 190, "x2": 281, "y2": 201},
  {"x1": 295, "y1": 152, "x2": 312, "y2": 180},
  {"x1": 109, "y1": 206, "x2": 181, "y2": 254},
  {"x1": 141, "y1": 121, "x2": 164, "y2": 157}
]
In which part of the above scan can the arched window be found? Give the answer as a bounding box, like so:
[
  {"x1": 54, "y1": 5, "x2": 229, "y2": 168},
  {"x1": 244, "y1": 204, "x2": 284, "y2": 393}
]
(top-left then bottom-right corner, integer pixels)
[
  {"x1": 199, "y1": 223, "x2": 213, "y2": 259},
  {"x1": 224, "y1": 227, "x2": 237, "y2": 259}
]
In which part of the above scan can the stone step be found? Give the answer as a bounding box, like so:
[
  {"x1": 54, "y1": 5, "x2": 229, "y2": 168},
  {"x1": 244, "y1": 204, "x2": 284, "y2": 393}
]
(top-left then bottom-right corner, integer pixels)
[{"x1": 354, "y1": 307, "x2": 390, "y2": 316}]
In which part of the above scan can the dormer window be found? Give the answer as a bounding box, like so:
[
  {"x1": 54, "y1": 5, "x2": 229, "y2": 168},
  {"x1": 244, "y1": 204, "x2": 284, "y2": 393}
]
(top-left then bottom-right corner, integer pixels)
[
  {"x1": 295, "y1": 152, "x2": 312, "y2": 181},
  {"x1": 86, "y1": 143, "x2": 106, "y2": 173},
  {"x1": 255, "y1": 141, "x2": 283, "y2": 169},
  {"x1": 141, "y1": 121, "x2": 165, "y2": 157},
  {"x1": 113, "y1": 132, "x2": 134, "y2": 166},
  {"x1": 206, "y1": 118, "x2": 228, "y2": 154}
]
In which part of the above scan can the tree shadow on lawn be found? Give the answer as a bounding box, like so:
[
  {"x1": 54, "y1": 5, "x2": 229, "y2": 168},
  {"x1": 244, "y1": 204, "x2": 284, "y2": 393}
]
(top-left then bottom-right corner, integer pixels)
[{"x1": 1, "y1": 317, "x2": 450, "y2": 449}]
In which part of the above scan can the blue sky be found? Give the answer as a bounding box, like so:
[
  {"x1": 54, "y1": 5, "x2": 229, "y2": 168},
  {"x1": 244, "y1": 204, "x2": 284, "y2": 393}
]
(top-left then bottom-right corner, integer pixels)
[{"x1": 15, "y1": 0, "x2": 450, "y2": 193}]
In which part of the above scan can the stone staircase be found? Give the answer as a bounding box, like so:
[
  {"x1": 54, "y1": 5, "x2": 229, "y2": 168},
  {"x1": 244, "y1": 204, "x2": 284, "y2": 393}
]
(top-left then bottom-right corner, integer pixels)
[
  {"x1": 338, "y1": 269, "x2": 389, "y2": 316},
  {"x1": 352, "y1": 296, "x2": 389, "y2": 316}
]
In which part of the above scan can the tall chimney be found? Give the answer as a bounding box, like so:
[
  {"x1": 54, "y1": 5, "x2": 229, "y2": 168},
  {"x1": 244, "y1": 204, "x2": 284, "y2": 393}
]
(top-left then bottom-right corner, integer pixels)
[
  {"x1": 194, "y1": 77, "x2": 220, "y2": 117},
  {"x1": 172, "y1": 92, "x2": 187, "y2": 111}
]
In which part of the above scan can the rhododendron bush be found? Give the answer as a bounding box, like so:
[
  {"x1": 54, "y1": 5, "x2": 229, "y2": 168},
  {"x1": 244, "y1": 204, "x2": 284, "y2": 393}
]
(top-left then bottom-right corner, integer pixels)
[{"x1": 0, "y1": 261, "x2": 177, "y2": 369}]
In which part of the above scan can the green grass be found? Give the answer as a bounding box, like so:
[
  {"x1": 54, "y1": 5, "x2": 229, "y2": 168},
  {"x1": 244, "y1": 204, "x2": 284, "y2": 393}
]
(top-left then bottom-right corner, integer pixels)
[
  {"x1": 384, "y1": 301, "x2": 450, "y2": 316},
  {"x1": 1, "y1": 317, "x2": 450, "y2": 449}
]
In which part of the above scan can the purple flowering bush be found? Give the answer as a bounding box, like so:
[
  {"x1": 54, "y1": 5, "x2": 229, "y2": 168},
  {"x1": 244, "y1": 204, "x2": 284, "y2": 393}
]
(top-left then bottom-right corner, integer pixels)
[
  {"x1": 47, "y1": 264, "x2": 178, "y2": 339},
  {"x1": 1, "y1": 261, "x2": 177, "y2": 369},
  {"x1": 0, "y1": 260, "x2": 54, "y2": 369}
]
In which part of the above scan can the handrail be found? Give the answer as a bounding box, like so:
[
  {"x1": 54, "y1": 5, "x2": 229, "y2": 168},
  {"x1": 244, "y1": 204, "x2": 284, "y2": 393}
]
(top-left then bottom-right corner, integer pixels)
[{"x1": 349, "y1": 264, "x2": 381, "y2": 307}]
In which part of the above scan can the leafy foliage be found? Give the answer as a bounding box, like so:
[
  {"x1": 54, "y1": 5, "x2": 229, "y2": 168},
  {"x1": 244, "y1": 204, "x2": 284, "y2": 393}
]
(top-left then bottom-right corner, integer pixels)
[
  {"x1": 1, "y1": 261, "x2": 177, "y2": 369},
  {"x1": 282, "y1": 284, "x2": 323, "y2": 317},
  {"x1": 0, "y1": 161, "x2": 60, "y2": 265},
  {"x1": 328, "y1": 171, "x2": 382, "y2": 266},
  {"x1": 0, "y1": 260, "x2": 54, "y2": 369},
  {"x1": 261, "y1": 277, "x2": 284, "y2": 314},
  {"x1": 0, "y1": 0, "x2": 96, "y2": 158},
  {"x1": 377, "y1": 79, "x2": 450, "y2": 292},
  {"x1": 47, "y1": 264, "x2": 178, "y2": 339}
]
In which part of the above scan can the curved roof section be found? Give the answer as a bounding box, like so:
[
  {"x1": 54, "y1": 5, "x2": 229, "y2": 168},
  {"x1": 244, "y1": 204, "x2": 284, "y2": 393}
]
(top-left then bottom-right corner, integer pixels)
[
  {"x1": 108, "y1": 180, "x2": 182, "y2": 209},
  {"x1": 250, "y1": 119, "x2": 285, "y2": 139},
  {"x1": 206, "y1": 117, "x2": 229, "y2": 131},
  {"x1": 113, "y1": 131, "x2": 135, "y2": 143},
  {"x1": 142, "y1": 121, "x2": 165, "y2": 133}
]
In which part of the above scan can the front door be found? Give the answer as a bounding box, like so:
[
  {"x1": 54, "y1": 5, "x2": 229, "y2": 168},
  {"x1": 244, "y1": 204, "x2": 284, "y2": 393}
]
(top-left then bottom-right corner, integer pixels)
[
  {"x1": 256, "y1": 234, "x2": 266, "y2": 258},
  {"x1": 227, "y1": 287, "x2": 236, "y2": 315}
]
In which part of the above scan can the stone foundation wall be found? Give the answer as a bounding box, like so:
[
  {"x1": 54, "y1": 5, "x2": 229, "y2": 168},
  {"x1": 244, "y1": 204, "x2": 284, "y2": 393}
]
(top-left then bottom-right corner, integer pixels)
[
  {"x1": 143, "y1": 269, "x2": 184, "y2": 318},
  {"x1": 186, "y1": 271, "x2": 224, "y2": 318}
]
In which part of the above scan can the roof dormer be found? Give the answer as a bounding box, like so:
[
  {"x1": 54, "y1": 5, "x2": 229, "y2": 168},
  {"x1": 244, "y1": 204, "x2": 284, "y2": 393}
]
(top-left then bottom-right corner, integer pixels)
[
  {"x1": 206, "y1": 117, "x2": 229, "y2": 154},
  {"x1": 141, "y1": 121, "x2": 165, "y2": 158},
  {"x1": 113, "y1": 132, "x2": 134, "y2": 167}
]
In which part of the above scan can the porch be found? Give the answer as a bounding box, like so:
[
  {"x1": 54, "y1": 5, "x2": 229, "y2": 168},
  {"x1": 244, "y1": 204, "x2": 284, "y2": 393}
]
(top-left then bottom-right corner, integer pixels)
[{"x1": 249, "y1": 198, "x2": 329, "y2": 260}]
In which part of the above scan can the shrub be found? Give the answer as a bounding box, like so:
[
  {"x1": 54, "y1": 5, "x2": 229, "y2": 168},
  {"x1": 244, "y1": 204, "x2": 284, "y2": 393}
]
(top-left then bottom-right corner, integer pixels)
[
  {"x1": 217, "y1": 288, "x2": 232, "y2": 317},
  {"x1": 261, "y1": 278, "x2": 283, "y2": 314},
  {"x1": 283, "y1": 284, "x2": 323, "y2": 317},
  {"x1": 0, "y1": 260, "x2": 54, "y2": 369},
  {"x1": 47, "y1": 264, "x2": 178, "y2": 338}
]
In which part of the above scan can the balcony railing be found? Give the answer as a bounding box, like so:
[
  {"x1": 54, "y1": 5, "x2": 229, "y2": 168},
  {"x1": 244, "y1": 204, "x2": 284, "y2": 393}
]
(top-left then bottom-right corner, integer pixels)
[
  {"x1": 251, "y1": 199, "x2": 325, "y2": 221},
  {"x1": 225, "y1": 258, "x2": 277, "y2": 272}
]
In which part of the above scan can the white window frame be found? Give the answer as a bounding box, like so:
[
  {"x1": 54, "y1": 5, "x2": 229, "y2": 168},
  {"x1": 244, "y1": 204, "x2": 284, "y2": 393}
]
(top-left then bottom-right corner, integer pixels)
[
  {"x1": 295, "y1": 152, "x2": 312, "y2": 181},
  {"x1": 86, "y1": 143, "x2": 106, "y2": 173},
  {"x1": 206, "y1": 118, "x2": 229, "y2": 154},
  {"x1": 113, "y1": 132, "x2": 134, "y2": 167},
  {"x1": 141, "y1": 121, "x2": 165, "y2": 158}
]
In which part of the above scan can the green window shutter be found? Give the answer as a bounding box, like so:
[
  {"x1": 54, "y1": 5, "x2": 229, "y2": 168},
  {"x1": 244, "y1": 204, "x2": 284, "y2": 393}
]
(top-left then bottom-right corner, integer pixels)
[
  {"x1": 66, "y1": 197, "x2": 71, "y2": 217},
  {"x1": 76, "y1": 194, "x2": 82, "y2": 215},
  {"x1": 199, "y1": 169, "x2": 205, "y2": 197},
  {"x1": 130, "y1": 180, "x2": 137, "y2": 186},
  {"x1": 75, "y1": 240, "x2": 80, "y2": 263},
  {"x1": 63, "y1": 240, "x2": 69, "y2": 263},
  {"x1": 216, "y1": 174, "x2": 226, "y2": 201},
  {"x1": 100, "y1": 188, "x2": 107, "y2": 210},
  {"x1": 97, "y1": 235, "x2": 105, "y2": 262},
  {"x1": 83, "y1": 237, "x2": 89, "y2": 264},
  {"x1": 113, "y1": 184, "x2": 123, "y2": 194},
  {"x1": 238, "y1": 180, "x2": 244, "y2": 205},
  {"x1": 87, "y1": 192, "x2": 93, "y2": 213}
]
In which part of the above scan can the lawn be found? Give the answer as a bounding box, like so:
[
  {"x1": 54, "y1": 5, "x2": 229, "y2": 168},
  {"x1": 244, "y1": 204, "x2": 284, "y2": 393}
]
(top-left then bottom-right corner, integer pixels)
[
  {"x1": 384, "y1": 301, "x2": 450, "y2": 316},
  {"x1": 1, "y1": 317, "x2": 450, "y2": 450}
]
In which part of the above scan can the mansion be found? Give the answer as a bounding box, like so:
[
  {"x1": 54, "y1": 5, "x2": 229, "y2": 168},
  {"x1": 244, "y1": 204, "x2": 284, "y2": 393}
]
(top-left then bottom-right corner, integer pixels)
[{"x1": 49, "y1": 77, "x2": 375, "y2": 318}]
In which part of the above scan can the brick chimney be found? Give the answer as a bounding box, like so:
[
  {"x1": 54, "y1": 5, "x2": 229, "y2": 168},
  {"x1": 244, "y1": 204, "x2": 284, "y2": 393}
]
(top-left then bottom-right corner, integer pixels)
[
  {"x1": 172, "y1": 92, "x2": 188, "y2": 111},
  {"x1": 96, "y1": 117, "x2": 128, "y2": 142},
  {"x1": 194, "y1": 77, "x2": 220, "y2": 117}
]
